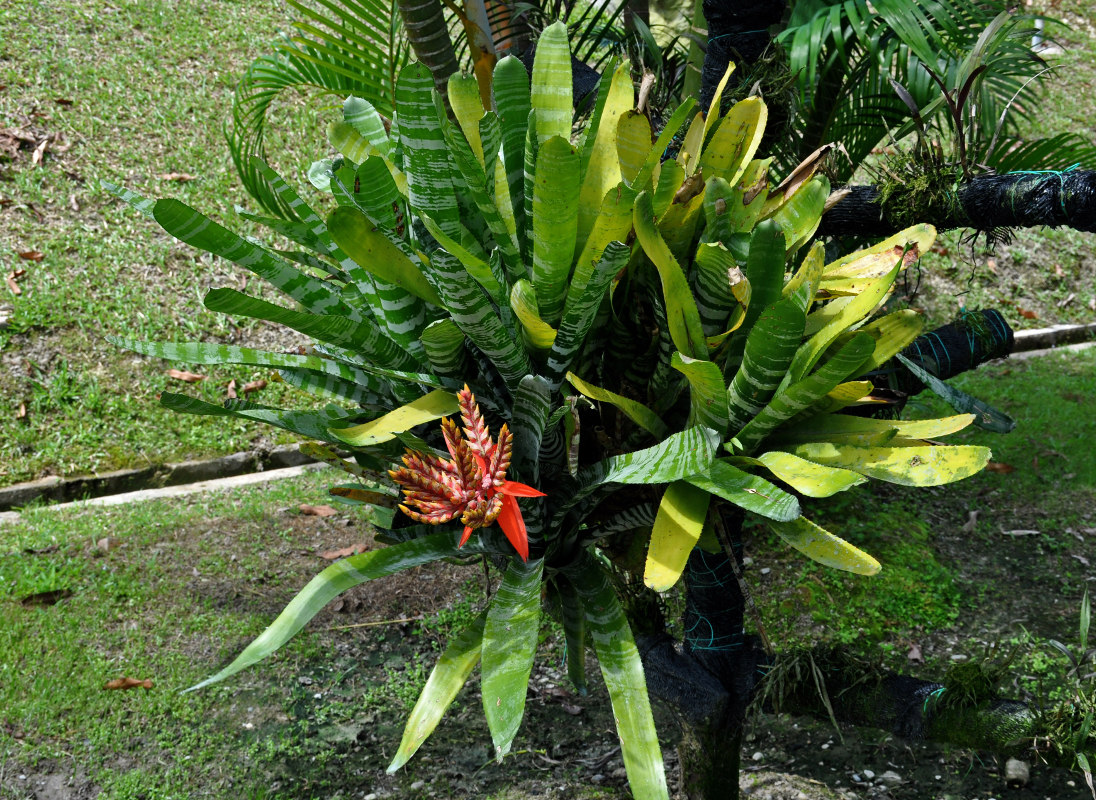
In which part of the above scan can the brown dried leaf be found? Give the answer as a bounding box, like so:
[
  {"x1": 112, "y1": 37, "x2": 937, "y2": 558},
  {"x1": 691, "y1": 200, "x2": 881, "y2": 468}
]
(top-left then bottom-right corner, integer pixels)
[
  {"x1": 5, "y1": 273, "x2": 21, "y2": 295},
  {"x1": 96, "y1": 536, "x2": 121, "y2": 553},
  {"x1": 18, "y1": 250, "x2": 43, "y2": 262},
  {"x1": 54, "y1": 98, "x2": 73, "y2": 106},
  {"x1": 16, "y1": 402, "x2": 26, "y2": 420},
  {"x1": 1019, "y1": 308, "x2": 1038, "y2": 320},
  {"x1": 241, "y1": 379, "x2": 266, "y2": 394},
  {"x1": 103, "y1": 677, "x2": 154, "y2": 691},
  {"x1": 907, "y1": 643, "x2": 924, "y2": 664},
  {"x1": 985, "y1": 257, "x2": 996, "y2": 273},
  {"x1": 166, "y1": 369, "x2": 207, "y2": 383},
  {"x1": 1054, "y1": 263, "x2": 1064, "y2": 278},
  {"x1": 320, "y1": 542, "x2": 369, "y2": 560},
  {"x1": 31, "y1": 138, "x2": 49, "y2": 166},
  {"x1": 986, "y1": 461, "x2": 1015, "y2": 474},
  {"x1": 225, "y1": 379, "x2": 237, "y2": 399},
  {"x1": 158, "y1": 172, "x2": 197, "y2": 182},
  {"x1": 299, "y1": 504, "x2": 338, "y2": 517},
  {"x1": 21, "y1": 588, "x2": 72, "y2": 606}
]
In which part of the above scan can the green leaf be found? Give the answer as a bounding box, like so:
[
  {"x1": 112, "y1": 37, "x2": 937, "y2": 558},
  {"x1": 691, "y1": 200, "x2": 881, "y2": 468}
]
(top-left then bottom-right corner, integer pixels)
[
  {"x1": 532, "y1": 136, "x2": 581, "y2": 324},
  {"x1": 895, "y1": 354, "x2": 1016, "y2": 433},
  {"x1": 774, "y1": 412, "x2": 976, "y2": 446},
  {"x1": 509, "y1": 279, "x2": 557, "y2": 349},
  {"x1": 736, "y1": 333, "x2": 876, "y2": 452},
  {"x1": 633, "y1": 191, "x2": 708, "y2": 360},
  {"x1": 570, "y1": 183, "x2": 637, "y2": 302},
  {"x1": 726, "y1": 298, "x2": 806, "y2": 431},
  {"x1": 158, "y1": 393, "x2": 360, "y2": 444},
  {"x1": 277, "y1": 367, "x2": 392, "y2": 410},
  {"x1": 692, "y1": 241, "x2": 747, "y2": 335},
  {"x1": 686, "y1": 459, "x2": 800, "y2": 522},
  {"x1": 530, "y1": 21, "x2": 572, "y2": 143},
  {"x1": 102, "y1": 181, "x2": 155, "y2": 218},
  {"x1": 187, "y1": 532, "x2": 481, "y2": 691},
  {"x1": 447, "y1": 73, "x2": 486, "y2": 163},
  {"x1": 420, "y1": 215, "x2": 505, "y2": 304},
  {"x1": 419, "y1": 319, "x2": 467, "y2": 382},
  {"x1": 510, "y1": 375, "x2": 550, "y2": 483},
  {"x1": 152, "y1": 199, "x2": 347, "y2": 316},
  {"x1": 583, "y1": 426, "x2": 720, "y2": 486},
  {"x1": 554, "y1": 577, "x2": 587, "y2": 694},
  {"x1": 790, "y1": 259, "x2": 901, "y2": 382},
  {"x1": 333, "y1": 389, "x2": 458, "y2": 446},
  {"x1": 617, "y1": 111, "x2": 653, "y2": 186},
  {"x1": 493, "y1": 56, "x2": 531, "y2": 241},
  {"x1": 576, "y1": 62, "x2": 633, "y2": 249},
  {"x1": 768, "y1": 175, "x2": 828, "y2": 252},
  {"x1": 388, "y1": 609, "x2": 487, "y2": 772},
  {"x1": 644, "y1": 481, "x2": 711, "y2": 592},
  {"x1": 548, "y1": 241, "x2": 630, "y2": 390},
  {"x1": 746, "y1": 451, "x2": 866, "y2": 497},
  {"x1": 769, "y1": 516, "x2": 881, "y2": 575},
  {"x1": 671, "y1": 353, "x2": 730, "y2": 433},
  {"x1": 634, "y1": 98, "x2": 697, "y2": 188},
  {"x1": 856, "y1": 310, "x2": 925, "y2": 373},
  {"x1": 328, "y1": 206, "x2": 442, "y2": 306},
  {"x1": 792, "y1": 442, "x2": 992, "y2": 487},
  {"x1": 566, "y1": 372, "x2": 669, "y2": 439},
  {"x1": 569, "y1": 553, "x2": 668, "y2": 800},
  {"x1": 698, "y1": 97, "x2": 767, "y2": 186},
  {"x1": 482, "y1": 558, "x2": 544, "y2": 760},
  {"x1": 397, "y1": 62, "x2": 459, "y2": 239}
]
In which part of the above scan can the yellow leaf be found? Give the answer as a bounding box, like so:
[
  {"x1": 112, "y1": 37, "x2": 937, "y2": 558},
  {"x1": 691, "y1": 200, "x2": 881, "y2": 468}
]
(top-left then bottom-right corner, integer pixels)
[
  {"x1": 333, "y1": 390, "x2": 459, "y2": 447},
  {"x1": 644, "y1": 481, "x2": 711, "y2": 592},
  {"x1": 770, "y1": 516, "x2": 880, "y2": 575}
]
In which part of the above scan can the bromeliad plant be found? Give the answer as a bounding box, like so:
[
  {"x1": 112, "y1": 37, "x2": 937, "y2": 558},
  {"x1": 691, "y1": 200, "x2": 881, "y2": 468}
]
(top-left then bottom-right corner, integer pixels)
[{"x1": 108, "y1": 22, "x2": 993, "y2": 799}]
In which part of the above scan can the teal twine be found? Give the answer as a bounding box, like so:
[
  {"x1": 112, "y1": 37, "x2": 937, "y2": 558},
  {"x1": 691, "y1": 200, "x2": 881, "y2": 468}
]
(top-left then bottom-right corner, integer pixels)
[
  {"x1": 923, "y1": 686, "x2": 946, "y2": 715},
  {"x1": 1002, "y1": 163, "x2": 1080, "y2": 220},
  {"x1": 709, "y1": 28, "x2": 770, "y2": 44}
]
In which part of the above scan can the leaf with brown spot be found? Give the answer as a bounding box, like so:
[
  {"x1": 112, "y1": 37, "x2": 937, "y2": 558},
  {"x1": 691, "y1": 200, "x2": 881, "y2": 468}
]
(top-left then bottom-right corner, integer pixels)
[
  {"x1": 986, "y1": 461, "x2": 1014, "y2": 473},
  {"x1": 158, "y1": 172, "x2": 197, "y2": 182},
  {"x1": 103, "y1": 677, "x2": 154, "y2": 690},
  {"x1": 299, "y1": 504, "x2": 338, "y2": 517},
  {"x1": 320, "y1": 542, "x2": 370, "y2": 559},
  {"x1": 18, "y1": 250, "x2": 43, "y2": 262},
  {"x1": 21, "y1": 588, "x2": 72, "y2": 606},
  {"x1": 241, "y1": 379, "x2": 266, "y2": 394},
  {"x1": 166, "y1": 369, "x2": 207, "y2": 383}
]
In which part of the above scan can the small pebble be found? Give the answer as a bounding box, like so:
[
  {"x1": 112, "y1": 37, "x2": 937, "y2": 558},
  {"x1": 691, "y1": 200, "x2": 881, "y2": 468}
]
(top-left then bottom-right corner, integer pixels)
[
  {"x1": 934, "y1": 774, "x2": 942, "y2": 780},
  {"x1": 879, "y1": 770, "x2": 902, "y2": 785},
  {"x1": 591, "y1": 774, "x2": 605, "y2": 783},
  {"x1": 863, "y1": 769, "x2": 875, "y2": 779},
  {"x1": 760, "y1": 567, "x2": 772, "y2": 575},
  {"x1": 751, "y1": 751, "x2": 764, "y2": 762},
  {"x1": 364, "y1": 794, "x2": 377, "y2": 800},
  {"x1": 950, "y1": 654, "x2": 968, "y2": 661},
  {"x1": 852, "y1": 774, "x2": 862, "y2": 783},
  {"x1": 410, "y1": 781, "x2": 424, "y2": 790},
  {"x1": 821, "y1": 743, "x2": 830, "y2": 750}
]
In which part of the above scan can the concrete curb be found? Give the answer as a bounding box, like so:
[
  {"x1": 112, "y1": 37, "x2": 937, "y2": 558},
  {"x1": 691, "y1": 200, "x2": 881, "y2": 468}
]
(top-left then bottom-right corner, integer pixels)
[
  {"x1": 0, "y1": 444, "x2": 317, "y2": 513},
  {"x1": 1012, "y1": 321, "x2": 1096, "y2": 353}
]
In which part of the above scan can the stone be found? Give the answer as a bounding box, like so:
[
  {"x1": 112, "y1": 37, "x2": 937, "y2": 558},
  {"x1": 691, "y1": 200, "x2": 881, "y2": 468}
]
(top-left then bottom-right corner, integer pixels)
[{"x1": 879, "y1": 770, "x2": 902, "y2": 785}]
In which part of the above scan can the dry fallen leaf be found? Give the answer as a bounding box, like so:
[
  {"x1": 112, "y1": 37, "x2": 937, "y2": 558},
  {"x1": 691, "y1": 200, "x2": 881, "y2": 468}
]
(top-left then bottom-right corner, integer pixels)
[
  {"x1": 1019, "y1": 308, "x2": 1038, "y2": 320},
  {"x1": 54, "y1": 98, "x2": 73, "y2": 106},
  {"x1": 158, "y1": 172, "x2": 197, "y2": 182},
  {"x1": 69, "y1": 194, "x2": 79, "y2": 212},
  {"x1": 1058, "y1": 292, "x2": 1075, "y2": 308},
  {"x1": 986, "y1": 461, "x2": 1015, "y2": 474},
  {"x1": 1054, "y1": 263, "x2": 1064, "y2": 279},
  {"x1": 225, "y1": 378, "x2": 238, "y2": 399},
  {"x1": 96, "y1": 536, "x2": 121, "y2": 553},
  {"x1": 15, "y1": 402, "x2": 26, "y2": 420},
  {"x1": 6, "y1": 273, "x2": 22, "y2": 295},
  {"x1": 1071, "y1": 553, "x2": 1091, "y2": 567},
  {"x1": 103, "y1": 677, "x2": 154, "y2": 691},
  {"x1": 961, "y1": 510, "x2": 979, "y2": 533},
  {"x1": 299, "y1": 504, "x2": 338, "y2": 517},
  {"x1": 242, "y1": 379, "x2": 267, "y2": 394},
  {"x1": 907, "y1": 643, "x2": 924, "y2": 664},
  {"x1": 166, "y1": 369, "x2": 207, "y2": 383},
  {"x1": 320, "y1": 542, "x2": 369, "y2": 560},
  {"x1": 31, "y1": 137, "x2": 49, "y2": 166},
  {"x1": 18, "y1": 250, "x2": 43, "y2": 262}
]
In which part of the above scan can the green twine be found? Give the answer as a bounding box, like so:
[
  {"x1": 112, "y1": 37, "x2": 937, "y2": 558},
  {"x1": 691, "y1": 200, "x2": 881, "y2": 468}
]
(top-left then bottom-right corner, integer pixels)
[
  {"x1": 923, "y1": 686, "x2": 946, "y2": 715},
  {"x1": 1001, "y1": 163, "x2": 1080, "y2": 220},
  {"x1": 709, "y1": 29, "x2": 771, "y2": 44}
]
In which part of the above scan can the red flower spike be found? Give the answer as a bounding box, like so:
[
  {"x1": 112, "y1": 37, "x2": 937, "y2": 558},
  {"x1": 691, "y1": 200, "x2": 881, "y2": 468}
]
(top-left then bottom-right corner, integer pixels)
[{"x1": 388, "y1": 385, "x2": 544, "y2": 561}]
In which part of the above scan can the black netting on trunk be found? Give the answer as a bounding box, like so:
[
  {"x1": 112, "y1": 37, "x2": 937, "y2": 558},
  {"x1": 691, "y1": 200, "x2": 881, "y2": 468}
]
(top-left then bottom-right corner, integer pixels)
[{"x1": 700, "y1": 0, "x2": 787, "y2": 110}]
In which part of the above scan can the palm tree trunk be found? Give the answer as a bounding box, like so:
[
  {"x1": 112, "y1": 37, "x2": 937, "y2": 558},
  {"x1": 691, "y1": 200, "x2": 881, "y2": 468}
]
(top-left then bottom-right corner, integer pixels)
[{"x1": 397, "y1": 0, "x2": 460, "y2": 101}]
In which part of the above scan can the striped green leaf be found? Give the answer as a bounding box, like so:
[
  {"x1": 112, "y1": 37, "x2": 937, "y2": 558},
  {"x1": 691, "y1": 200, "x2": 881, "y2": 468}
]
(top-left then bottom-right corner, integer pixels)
[
  {"x1": 532, "y1": 136, "x2": 581, "y2": 324},
  {"x1": 692, "y1": 242, "x2": 747, "y2": 335},
  {"x1": 511, "y1": 375, "x2": 551, "y2": 483},
  {"x1": 333, "y1": 389, "x2": 458, "y2": 447},
  {"x1": 736, "y1": 333, "x2": 876, "y2": 453},
  {"x1": 277, "y1": 368, "x2": 391, "y2": 410},
  {"x1": 895, "y1": 354, "x2": 1016, "y2": 433},
  {"x1": 644, "y1": 480, "x2": 711, "y2": 592},
  {"x1": 448, "y1": 73, "x2": 486, "y2": 163},
  {"x1": 102, "y1": 181, "x2": 155, "y2": 218},
  {"x1": 397, "y1": 62, "x2": 459, "y2": 239},
  {"x1": 530, "y1": 21, "x2": 572, "y2": 144},
  {"x1": 328, "y1": 119, "x2": 374, "y2": 164},
  {"x1": 186, "y1": 532, "x2": 484, "y2": 692},
  {"x1": 634, "y1": 191, "x2": 707, "y2": 360},
  {"x1": 554, "y1": 577, "x2": 588, "y2": 694},
  {"x1": 521, "y1": 111, "x2": 539, "y2": 264},
  {"x1": 739, "y1": 220, "x2": 787, "y2": 337},
  {"x1": 429, "y1": 250, "x2": 533, "y2": 392},
  {"x1": 617, "y1": 111, "x2": 653, "y2": 187},
  {"x1": 351, "y1": 157, "x2": 403, "y2": 230},
  {"x1": 782, "y1": 241, "x2": 825, "y2": 312},
  {"x1": 482, "y1": 558, "x2": 544, "y2": 760},
  {"x1": 768, "y1": 175, "x2": 828, "y2": 253},
  {"x1": 769, "y1": 516, "x2": 881, "y2": 575},
  {"x1": 343, "y1": 276, "x2": 429, "y2": 359},
  {"x1": 727, "y1": 298, "x2": 806, "y2": 431},
  {"x1": 328, "y1": 206, "x2": 442, "y2": 306},
  {"x1": 493, "y1": 56, "x2": 531, "y2": 243},
  {"x1": 569, "y1": 552, "x2": 668, "y2": 800},
  {"x1": 634, "y1": 98, "x2": 697, "y2": 189},
  {"x1": 671, "y1": 353, "x2": 730, "y2": 433},
  {"x1": 570, "y1": 183, "x2": 637, "y2": 302},
  {"x1": 582, "y1": 426, "x2": 719, "y2": 486},
  {"x1": 547, "y1": 241, "x2": 629, "y2": 390},
  {"x1": 388, "y1": 609, "x2": 487, "y2": 772},
  {"x1": 775, "y1": 412, "x2": 975, "y2": 446},
  {"x1": 159, "y1": 393, "x2": 358, "y2": 444},
  {"x1": 419, "y1": 319, "x2": 468, "y2": 383},
  {"x1": 420, "y1": 216, "x2": 505, "y2": 304},
  {"x1": 566, "y1": 372, "x2": 669, "y2": 439},
  {"x1": 791, "y1": 442, "x2": 992, "y2": 487},
  {"x1": 344, "y1": 96, "x2": 396, "y2": 163},
  {"x1": 152, "y1": 199, "x2": 347, "y2": 316},
  {"x1": 685, "y1": 459, "x2": 800, "y2": 522}
]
